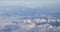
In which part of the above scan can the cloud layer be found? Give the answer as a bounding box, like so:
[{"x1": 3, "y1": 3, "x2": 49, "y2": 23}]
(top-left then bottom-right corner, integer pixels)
[{"x1": 0, "y1": 16, "x2": 60, "y2": 32}]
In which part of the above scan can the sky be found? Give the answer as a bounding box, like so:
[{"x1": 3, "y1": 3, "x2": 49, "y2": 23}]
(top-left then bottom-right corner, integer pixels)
[
  {"x1": 0, "y1": 0, "x2": 60, "y2": 17},
  {"x1": 0, "y1": 0, "x2": 60, "y2": 8}
]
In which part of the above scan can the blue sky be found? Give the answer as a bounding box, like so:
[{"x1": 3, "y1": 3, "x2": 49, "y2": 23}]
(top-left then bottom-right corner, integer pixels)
[{"x1": 0, "y1": 0, "x2": 60, "y2": 8}]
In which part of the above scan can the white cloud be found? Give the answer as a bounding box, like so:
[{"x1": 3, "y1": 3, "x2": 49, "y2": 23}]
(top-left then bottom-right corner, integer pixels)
[
  {"x1": 0, "y1": 15, "x2": 60, "y2": 32},
  {"x1": 22, "y1": 23, "x2": 35, "y2": 29},
  {"x1": 57, "y1": 19, "x2": 60, "y2": 22},
  {"x1": 33, "y1": 18, "x2": 47, "y2": 23}
]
